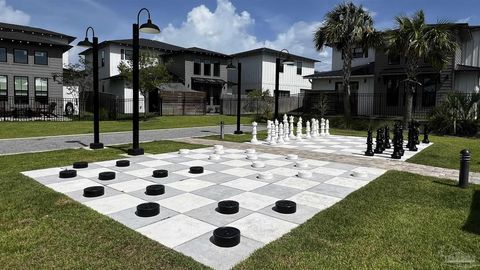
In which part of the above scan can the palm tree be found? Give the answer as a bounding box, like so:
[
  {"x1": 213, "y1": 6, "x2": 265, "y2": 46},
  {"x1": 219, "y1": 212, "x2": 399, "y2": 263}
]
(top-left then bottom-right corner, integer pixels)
[
  {"x1": 314, "y1": 2, "x2": 380, "y2": 123},
  {"x1": 385, "y1": 10, "x2": 457, "y2": 124}
]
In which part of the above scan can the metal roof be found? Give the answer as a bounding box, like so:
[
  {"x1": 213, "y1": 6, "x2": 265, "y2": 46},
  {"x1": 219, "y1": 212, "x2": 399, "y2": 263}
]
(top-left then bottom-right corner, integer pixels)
[
  {"x1": 231, "y1": 47, "x2": 319, "y2": 62},
  {"x1": 0, "y1": 22, "x2": 75, "y2": 43}
]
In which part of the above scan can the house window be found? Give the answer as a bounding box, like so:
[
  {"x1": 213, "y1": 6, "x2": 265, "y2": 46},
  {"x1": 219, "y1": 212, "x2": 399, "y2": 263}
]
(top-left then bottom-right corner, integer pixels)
[
  {"x1": 0, "y1": 75, "x2": 7, "y2": 99},
  {"x1": 296, "y1": 61, "x2": 302, "y2": 75},
  {"x1": 422, "y1": 76, "x2": 437, "y2": 107},
  {"x1": 35, "y1": 77, "x2": 48, "y2": 98},
  {"x1": 14, "y1": 76, "x2": 28, "y2": 104},
  {"x1": 101, "y1": 50, "x2": 105, "y2": 67},
  {"x1": 34, "y1": 51, "x2": 48, "y2": 65},
  {"x1": 124, "y1": 49, "x2": 133, "y2": 61},
  {"x1": 14, "y1": 49, "x2": 28, "y2": 64},
  {"x1": 194, "y1": 60, "x2": 201, "y2": 75},
  {"x1": 352, "y1": 48, "x2": 364, "y2": 58},
  {"x1": 388, "y1": 54, "x2": 401, "y2": 65},
  {"x1": 278, "y1": 90, "x2": 290, "y2": 97},
  {"x1": 204, "y1": 61, "x2": 211, "y2": 76},
  {"x1": 386, "y1": 77, "x2": 400, "y2": 106},
  {"x1": 213, "y1": 62, "x2": 220, "y2": 77},
  {"x1": 0, "y1": 48, "x2": 6, "y2": 62}
]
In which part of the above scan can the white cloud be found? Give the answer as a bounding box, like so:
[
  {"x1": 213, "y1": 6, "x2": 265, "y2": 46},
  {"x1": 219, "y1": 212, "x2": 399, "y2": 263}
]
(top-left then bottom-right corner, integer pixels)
[
  {"x1": 456, "y1": 17, "x2": 471, "y2": 23},
  {"x1": 0, "y1": 0, "x2": 30, "y2": 25},
  {"x1": 156, "y1": 0, "x2": 329, "y2": 70}
]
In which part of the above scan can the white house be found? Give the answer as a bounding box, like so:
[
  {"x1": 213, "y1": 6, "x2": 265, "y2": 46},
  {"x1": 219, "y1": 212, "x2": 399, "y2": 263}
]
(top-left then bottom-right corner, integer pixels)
[{"x1": 229, "y1": 48, "x2": 317, "y2": 96}]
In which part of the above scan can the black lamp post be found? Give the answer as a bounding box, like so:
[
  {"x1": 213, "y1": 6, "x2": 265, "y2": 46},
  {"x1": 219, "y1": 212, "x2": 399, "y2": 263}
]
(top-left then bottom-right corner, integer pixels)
[
  {"x1": 227, "y1": 61, "x2": 243, "y2": 134},
  {"x1": 78, "y1": 27, "x2": 103, "y2": 150},
  {"x1": 274, "y1": 49, "x2": 295, "y2": 120},
  {"x1": 128, "y1": 8, "x2": 161, "y2": 156}
]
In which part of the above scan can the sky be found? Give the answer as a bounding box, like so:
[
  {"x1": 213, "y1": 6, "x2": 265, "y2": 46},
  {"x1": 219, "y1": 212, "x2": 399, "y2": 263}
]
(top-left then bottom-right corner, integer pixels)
[{"x1": 1, "y1": 0, "x2": 480, "y2": 71}]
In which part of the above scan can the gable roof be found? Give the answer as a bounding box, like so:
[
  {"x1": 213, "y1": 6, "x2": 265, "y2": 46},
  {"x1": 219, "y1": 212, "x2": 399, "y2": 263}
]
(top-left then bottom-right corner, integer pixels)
[
  {"x1": 0, "y1": 21, "x2": 75, "y2": 43},
  {"x1": 231, "y1": 47, "x2": 319, "y2": 62},
  {"x1": 304, "y1": 62, "x2": 375, "y2": 79}
]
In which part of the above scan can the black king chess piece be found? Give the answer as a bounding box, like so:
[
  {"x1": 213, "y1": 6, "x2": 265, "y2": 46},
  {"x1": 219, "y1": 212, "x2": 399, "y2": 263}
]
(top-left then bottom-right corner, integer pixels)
[
  {"x1": 384, "y1": 125, "x2": 391, "y2": 149},
  {"x1": 422, "y1": 123, "x2": 430, "y2": 144},
  {"x1": 365, "y1": 129, "x2": 374, "y2": 156},
  {"x1": 374, "y1": 128, "x2": 384, "y2": 154}
]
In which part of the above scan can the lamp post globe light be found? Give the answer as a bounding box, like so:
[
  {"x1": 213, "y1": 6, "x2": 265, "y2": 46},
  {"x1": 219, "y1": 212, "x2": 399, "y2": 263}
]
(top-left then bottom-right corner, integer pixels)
[
  {"x1": 227, "y1": 61, "x2": 243, "y2": 134},
  {"x1": 77, "y1": 26, "x2": 103, "y2": 150},
  {"x1": 128, "y1": 8, "x2": 161, "y2": 156},
  {"x1": 274, "y1": 49, "x2": 295, "y2": 120}
]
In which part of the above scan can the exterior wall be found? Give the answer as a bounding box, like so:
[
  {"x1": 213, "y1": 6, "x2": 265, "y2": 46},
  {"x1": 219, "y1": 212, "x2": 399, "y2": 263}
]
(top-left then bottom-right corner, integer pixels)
[
  {"x1": 261, "y1": 54, "x2": 314, "y2": 95},
  {"x1": 331, "y1": 48, "x2": 375, "y2": 70},
  {"x1": 165, "y1": 54, "x2": 186, "y2": 83},
  {"x1": 182, "y1": 53, "x2": 228, "y2": 91},
  {"x1": 454, "y1": 72, "x2": 480, "y2": 93},
  {"x1": 227, "y1": 54, "x2": 263, "y2": 95},
  {"x1": 0, "y1": 42, "x2": 65, "y2": 99}
]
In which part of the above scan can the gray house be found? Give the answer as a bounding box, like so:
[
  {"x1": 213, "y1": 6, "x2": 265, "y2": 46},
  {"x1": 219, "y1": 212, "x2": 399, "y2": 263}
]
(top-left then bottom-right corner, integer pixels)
[
  {"x1": 80, "y1": 39, "x2": 231, "y2": 114},
  {"x1": 0, "y1": 22, "x2": 75, "y2": 109},
  {"x1": 305, "y1": 23, "x2": 480, "y2": 118}
]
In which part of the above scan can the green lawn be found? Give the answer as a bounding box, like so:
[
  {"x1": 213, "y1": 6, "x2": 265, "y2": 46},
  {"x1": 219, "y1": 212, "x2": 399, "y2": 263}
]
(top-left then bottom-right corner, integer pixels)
[
  {"x1": 236, "y1": 171, "x2": 480, "y2": 269},
  {"x1": 1, "y1": 142, "x2": 478, "y2": 269},
  {"x1": 0, "y1": 115, "x2": 253, "y2": 139}
]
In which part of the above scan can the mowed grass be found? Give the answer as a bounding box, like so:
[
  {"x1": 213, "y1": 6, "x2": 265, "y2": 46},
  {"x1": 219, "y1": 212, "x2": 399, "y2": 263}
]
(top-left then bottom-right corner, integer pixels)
[
  {"x1": 0, "y1": 141, "x2": 209, "y2": 269},
  {"x1": 0, "y1": 140, "x2": 479, "y2": 269},
  {"x1": 0, "y1": 115, "x2": 254, "y2": 139},
  {"x1": 235, "y1": 171, "x2": 480, "y2": 269},
  {"x1": 205, "y1": 128, "x2": 480, "y2": 172}
]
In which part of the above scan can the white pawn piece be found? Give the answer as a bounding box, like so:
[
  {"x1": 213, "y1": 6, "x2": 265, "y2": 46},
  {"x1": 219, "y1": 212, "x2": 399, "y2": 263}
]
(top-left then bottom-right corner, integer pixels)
[
  {"x1": 325, "y1": 119, "x2": 330, "y2": 136},
  {"x1": 277, "y1": 123, "x2": 285, "y2": 144},
  {"x1": 320, "y1": 118, "x2": 326, "y2": 136},
  {"x1": 289, "y1": 115, "x2": 296, "y2": 140},
  {"x1": 251, "y1": 121, "x2": 260, "y2": 144},
  {"x1": 296, "y1": 118, "x2": 303, "y2": 140},
  {"x1": 305, "y1": 121, "x2": 311, "y2": 139},
  {"x1": 265, "y1": 120, "x2": 272, "y2": 143}
]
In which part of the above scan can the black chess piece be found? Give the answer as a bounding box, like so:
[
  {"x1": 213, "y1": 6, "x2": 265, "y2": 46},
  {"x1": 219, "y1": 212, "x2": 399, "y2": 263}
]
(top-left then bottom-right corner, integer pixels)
[
  {"x1": 374, "y1": 128, "x2": 384, "y2": 154},
  {"x1": 422, "y1": 123, "x2": 430, "y2": 144},
  {"x1": 365, "y1": 129, "x2": 374, "y2": 156},
  {"x1": 406, "y1": 121, "x2": 413, "y2": 149},
  {"x1": 408, "y1": 122, "x2": 418, "y2": 152},
  {"x1": 384, "y1": 125, "x2": 391, "y2": 149},
  {"x1": 391, "y1": 124, "x2": 401, "y2": 159},
  {"x1": 398, "y1": 125, "x2": 405, "y2": 156},
  {"x1": 414, "y1": 121, "x2": 421, "y2": 145}
]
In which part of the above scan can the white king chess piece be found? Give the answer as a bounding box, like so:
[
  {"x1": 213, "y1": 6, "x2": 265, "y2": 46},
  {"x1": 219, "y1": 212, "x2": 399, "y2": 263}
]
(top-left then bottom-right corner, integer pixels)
[
  {"x1": 296, "y1": 117, "x2": 303, "y2": 141},
  {"x1": 266, "y1": 120, "x2": 272, "y2": 143},
  {"x1": 251, "y1": 121, "x2": 260, "y2": 144},
  {"x1": 289, "y1": 115, "x2": 296, "y2": 140},
  {"x1": 325, "y1": 119, "x2": 330, "y2": 136},
  {"x1": 277, "y1": 123, "x2": 285, "y2": 144},
  {"x1": 320, "y1": 118, "x2": 326, "y2": 136},
  {"x1": 305, "y1": 121, "x2": 312, "y2": 139}
]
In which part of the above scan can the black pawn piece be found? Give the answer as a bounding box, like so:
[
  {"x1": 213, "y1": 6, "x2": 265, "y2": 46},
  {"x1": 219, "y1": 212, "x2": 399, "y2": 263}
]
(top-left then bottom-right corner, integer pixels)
[
  {"x1": 365, "y1": 130, "x2": 374, "y2": 156},
  {"x1": 374, "y1": 128, "x2": 384, "y2": 154},
  {"x1": 422, "y1": 124, "x2": 430, "y2": 144}
]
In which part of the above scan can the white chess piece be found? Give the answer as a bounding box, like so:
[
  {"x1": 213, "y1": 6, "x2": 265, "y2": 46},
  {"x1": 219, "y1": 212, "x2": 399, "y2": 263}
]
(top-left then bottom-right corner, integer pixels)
[
  {"x1": 270, "y1": 122, "x2": 277, "y2": 145},
  {"x1": 325, "y1": 119, "x2": 330, "y2": 136},
  {"x1": 277, "y1": 123, "x2": 285, "y2": 144},
  {"x1": 266, "y1": 120, "x2": 272, "y2": 143},
  {"x1": 296, "y1": 119, "x2": 303, "y2": 141},
  {"x1": 289, "y1": 115, "x2": 296, "y2": 140},
  {"x1": 311, "y1": 118, "x2": 317, "y2": 138},
  {"x1": 251, "y1": 121, "x2": 259, "y2": 144},
  {"x1": 274, "y1": 120, "x2": 279, "y2": 140},
  {"x1": 283, "y1": 117, "x2": 290, "y2": 142},
  {"x1": 306, "y1": 121, "x2": 311, "y2": 139},
  {"x1": 320, "y1": 118, "x2": 326, "y2": 136}
]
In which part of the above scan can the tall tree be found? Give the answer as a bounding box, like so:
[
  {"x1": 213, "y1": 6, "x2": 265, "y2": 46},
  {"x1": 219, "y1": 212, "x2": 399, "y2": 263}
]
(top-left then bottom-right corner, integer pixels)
[
  {"x1": 385, "y1": 10, "x2": 457, "y2": 124},
  {"x1": 314, "y1": 2, "x2": 380, "y2": 123}
]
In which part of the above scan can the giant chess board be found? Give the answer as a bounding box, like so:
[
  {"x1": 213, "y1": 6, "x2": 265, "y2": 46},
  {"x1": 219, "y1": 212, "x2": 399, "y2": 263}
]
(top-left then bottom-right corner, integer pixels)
[
  {"x1": 253, "y1": 134, "x2": 432, "y2": 161},
  {"x1": 23, "y1": 146, "x2": 385, "y2": 270}
]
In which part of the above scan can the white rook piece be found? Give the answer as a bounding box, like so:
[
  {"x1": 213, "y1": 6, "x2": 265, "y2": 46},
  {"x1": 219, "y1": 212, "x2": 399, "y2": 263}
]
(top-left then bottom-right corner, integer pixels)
[
  {"x1": 277, "y1": 123, "x2": 285, "y2": 144},
  {"x1": 296, "y1": 117, "x2": 303, "y2": 141},
  {"x1": 251, "y1": 121, "x2": 259, "y2": 144},
  {"x1": 289, "y1": 115, "x2": 296, "y2": 140},
  {"x1": 320, "y1": 118, "x2": 326, "y2": 136},
  {"x1": 306, "y1": 121, "x2": 311, "y2": 139},
  {"x1": 326, "y1": 119, "x2": 330, "y2": 136}
]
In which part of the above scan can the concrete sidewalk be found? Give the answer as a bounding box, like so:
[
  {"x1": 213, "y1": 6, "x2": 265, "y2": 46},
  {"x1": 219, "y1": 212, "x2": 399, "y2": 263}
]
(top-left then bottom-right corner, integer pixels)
[
  {"x1": 0, "y1": 124, "x2": 253, "y2": 155},
  {"x1": 176, "y1": 137, "x2": 480, "y2": 184}
]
